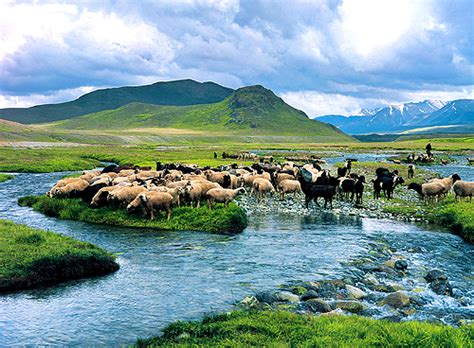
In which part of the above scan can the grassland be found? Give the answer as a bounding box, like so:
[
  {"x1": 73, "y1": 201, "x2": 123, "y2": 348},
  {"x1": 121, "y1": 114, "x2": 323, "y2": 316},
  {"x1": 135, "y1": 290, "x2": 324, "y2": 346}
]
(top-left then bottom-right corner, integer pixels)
[
  {"x1": 0, "y1": 135, "x2": 472, "y2": 173},
  {"x1": 0, "y1": 219, "x2": 119, "y2": 292},
  {"x1": 0, "y1": 174, "x2": 14, "y2": 182},
  {"x1": 18, "y1": 196, "x2": 248, "y2": 234},
  {"x1": 136, "y1": 310, "x2": 473, "y2": 347}
]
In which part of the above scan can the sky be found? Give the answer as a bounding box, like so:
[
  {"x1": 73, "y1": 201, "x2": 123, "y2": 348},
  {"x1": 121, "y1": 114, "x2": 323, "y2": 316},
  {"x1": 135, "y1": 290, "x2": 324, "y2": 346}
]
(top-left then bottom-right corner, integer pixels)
[{"x1": 0, "y1": 0, "x2": 473, "y2": 116}]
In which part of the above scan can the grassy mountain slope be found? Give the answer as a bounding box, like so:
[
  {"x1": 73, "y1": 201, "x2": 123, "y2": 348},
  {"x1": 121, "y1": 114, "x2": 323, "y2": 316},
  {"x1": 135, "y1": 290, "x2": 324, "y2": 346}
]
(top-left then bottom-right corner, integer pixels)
[
  {"x1": 49, "y1": 85, "x2": 353, "y2": 139},
  {"x1": 0, "y1": 79, "x2": 234, "y2": 124}
]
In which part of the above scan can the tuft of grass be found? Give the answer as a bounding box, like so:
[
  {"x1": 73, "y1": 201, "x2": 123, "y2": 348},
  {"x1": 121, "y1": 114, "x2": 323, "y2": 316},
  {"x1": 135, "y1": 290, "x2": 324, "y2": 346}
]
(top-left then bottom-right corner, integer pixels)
[
  {"x1": 431, "y1": 198, "x2": 474, "y2": 243},
  {"x1": 0, "y1": 219, "x2": 119, "y2": 292},
  {"x1": 136, "y1": 310, "x2": 474, "y2": 347},
  {"x1": 0, "y1": 173, "x2": 14, "y2": 183},
  {"x1": 18, "y1": 195, "x2": 248, "y2": 234}
]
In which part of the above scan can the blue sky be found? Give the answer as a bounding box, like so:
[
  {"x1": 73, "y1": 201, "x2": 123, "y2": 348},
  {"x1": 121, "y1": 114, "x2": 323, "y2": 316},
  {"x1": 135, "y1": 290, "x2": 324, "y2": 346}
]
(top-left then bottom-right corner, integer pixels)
[{"x1": 0, "y1": 0, "x2": 473, "y2": 116}]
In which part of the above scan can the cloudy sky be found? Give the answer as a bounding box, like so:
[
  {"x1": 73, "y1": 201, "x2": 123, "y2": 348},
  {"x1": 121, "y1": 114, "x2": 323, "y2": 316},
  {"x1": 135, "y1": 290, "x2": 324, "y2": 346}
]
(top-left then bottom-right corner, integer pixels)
[{"x1": 0, "y1": 0, "x2": 473, "y2": 116}]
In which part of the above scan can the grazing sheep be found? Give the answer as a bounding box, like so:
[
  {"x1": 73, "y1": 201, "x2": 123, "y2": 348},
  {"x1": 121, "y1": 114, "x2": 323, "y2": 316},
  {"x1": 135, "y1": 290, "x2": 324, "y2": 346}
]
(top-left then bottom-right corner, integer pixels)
[
  {"x1": 107, "y1": 186, "x2": 147, "y2": 208},
  {"x1": 250, "y1": 178, "x2": 275, "y2": 203},
  {"x1": 48, "y1": 179, "x2": 89, "y2": 198},
  {"x1": 428, "y1": 174, "x2": 461, "y2": 195},
  {"x1": 190, "y1": 179, "x2": 222, "y2": 198},
  {"x1": 277, "y1": 179, "x2": 302, "y2": 200},
  {"x1": 207, "y1": 187, "x2": 246, "y2": 209},
  {"x1": 453, "y1": 181, "x2": 474, "y2": 202},
  {"x1": 90, "y1": 186, "x2": 119, "y2": 207},
  {"x1": 408, "y1": 182, "x2": 445, "y2": 203},
  {"x1": 242, "y1": 172, "x2": 271, "y2": 187},
  {"x1": 204, "y1": 170, "x2": 231, "y2": 186},
  {"x1": 127, "y1": 191, "x2": 173, "y2": 220},
  {"x1": 182, "y1": 181, "x2": 202, "y2": 208},
  {"x1": 79, "y1": 172, "x2": 99, "y2": 184},
  {"x1": 273, "y1": 173, "x2": 295, "y2": 189}
]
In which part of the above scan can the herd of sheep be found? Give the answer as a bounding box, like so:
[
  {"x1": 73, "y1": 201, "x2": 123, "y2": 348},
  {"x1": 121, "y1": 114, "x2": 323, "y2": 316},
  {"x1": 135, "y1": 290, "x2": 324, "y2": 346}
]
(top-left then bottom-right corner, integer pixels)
[{"x1": 46, "y1": 157, "x2": 473, "y2": 221}]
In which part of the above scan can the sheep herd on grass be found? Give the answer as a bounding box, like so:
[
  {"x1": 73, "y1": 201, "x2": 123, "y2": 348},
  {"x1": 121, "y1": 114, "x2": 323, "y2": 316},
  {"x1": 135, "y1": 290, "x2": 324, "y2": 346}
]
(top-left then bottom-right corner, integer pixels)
[{"x1": 46, "y1": 156, "x2": 473, "y2": 222}]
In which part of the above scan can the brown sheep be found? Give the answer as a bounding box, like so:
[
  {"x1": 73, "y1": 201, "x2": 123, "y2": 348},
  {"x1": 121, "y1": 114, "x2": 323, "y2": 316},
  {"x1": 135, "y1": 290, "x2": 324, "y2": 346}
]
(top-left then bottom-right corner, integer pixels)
[
  {"x1": 250, "y1": 178, "x2": 275, "y2": 203},
  {"x1": 428, "y1": 174, "x2": 461, "y2": 195},
  {"x1": 242, "y1": 172, "x2": 271, "y2": 187},
  {"x1": 107, "y1": 186, "x2": 147, "y2": 208},
  {"x1": 204, "y1": 170, "x2": 231, "y2": 185},
  {"x1": 90, "y1": 186, "x2": 119, "y2": 207},
  {"x1": 127, "y1": 191, "x2": 173, "y2": 220},
  {"x1": 207, "y1": 187, "x2": 246, "y2": 209},
  {"x1": 190, "y1": 179, "x2": 222, "y2": 198},
  {"x1": 277, "y1": 179, "x2": 302, "y2": 200},
  {"x1": 274, "y1": 173, "x2": 295, "y2": 189},
  {"x1": 408, "y1": 182, "x2": 446, "y2": 203},
  {"x1": 182, "y1": 181, "x2": 202, "y2": 208},
  {"x1": 48, "y1": 179, "x2": 89, "y2": 198},
  {"x1": 79, "y1": 172, "x2": 99, "y2": 184},
  {"x1": 453, "y1": 181, "x2": 474, "y2": 202}
]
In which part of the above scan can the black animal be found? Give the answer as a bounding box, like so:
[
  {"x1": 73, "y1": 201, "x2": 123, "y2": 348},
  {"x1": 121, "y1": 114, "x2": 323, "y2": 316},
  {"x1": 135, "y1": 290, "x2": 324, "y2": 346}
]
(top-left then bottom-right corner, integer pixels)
[
  {"x1": 298, "y1": 171, "x2": 338, "y2": 208},
  {"x1": 354, "y1": 175, "x2": 365, "y2": 205},
  {"x1": 408, "y1": 164, "x2": 415, "y2": 179},
  {"x1": 372, "y1": 167, "x2": 405, "y2": 199},
  {"x1": 337, "y1": 167, "x2": 348, "y2": 178},
  {"x1": 101, "y1": 164, "x2": 134, "y2": 174},
  {"x1": 338, "y1": 177, "x2": 356, "y2": 201}
]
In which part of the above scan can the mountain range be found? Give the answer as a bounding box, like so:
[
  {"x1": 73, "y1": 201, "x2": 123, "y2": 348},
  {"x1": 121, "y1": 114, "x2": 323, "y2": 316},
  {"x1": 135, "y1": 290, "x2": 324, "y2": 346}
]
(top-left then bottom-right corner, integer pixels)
[
  {"x1": 0, "y1": 80, "x2": 351, "y2": 140},
  {"x1": 316, "y1": 99, "x2": 474, "y2": 134}
]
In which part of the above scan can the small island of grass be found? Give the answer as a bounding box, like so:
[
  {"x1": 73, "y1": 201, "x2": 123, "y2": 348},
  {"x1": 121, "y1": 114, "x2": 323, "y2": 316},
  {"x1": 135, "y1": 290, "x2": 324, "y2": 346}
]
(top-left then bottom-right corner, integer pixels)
[
  {"x1": 0, "y1": 219, "x2": 119, "y2": 292},
  {"x1": 18, "y1": 195, "x2": 248, "y2": 234},
  {"x1": 136, "y1": 310, "x2": 473, "y2": 347},
  {"x1": 0, "y1": 174, "x2": 14, "y2": 183}
]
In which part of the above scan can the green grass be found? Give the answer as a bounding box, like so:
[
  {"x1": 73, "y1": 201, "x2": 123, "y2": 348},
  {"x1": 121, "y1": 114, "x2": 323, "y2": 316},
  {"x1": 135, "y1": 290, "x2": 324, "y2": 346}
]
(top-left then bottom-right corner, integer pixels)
[
  {"x1": 0, "y1": 219, "x2": 119, "y2": 292},
  {"x1": 431, "y1": 198, "x2": 474, "y2": 243},
  {"x1": 136, "y1": 310, "x2": 473, "y2": 347},
  {"x1": 0, "y1": 174, "x2": 14, "y2": 183},
  {"x1": 18, "y1": 195, "x2": 248, "y2": 234}
]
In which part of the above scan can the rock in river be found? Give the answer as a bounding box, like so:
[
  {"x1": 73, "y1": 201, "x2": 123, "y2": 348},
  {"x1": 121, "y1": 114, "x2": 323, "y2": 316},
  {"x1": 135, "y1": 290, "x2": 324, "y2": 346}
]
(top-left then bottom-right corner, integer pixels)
[
  {"x1": 304, "y1": 299, "x2": 332, "y2": 313},
  {"x1": 334, "y1": 301, "x2": 365, "y2": 313},
  {"x1": 381, "y1": 292, "x2": 410, "y2": 308},
  {"x1": 424, "y1": 270, "x2": 453, "y2": 296},
  {"x1": 394, "y1": 259, "x2": 408, "y2": 271},
  {"x1": 345, "y1": 285, "x2": 367, "y2": 299}
]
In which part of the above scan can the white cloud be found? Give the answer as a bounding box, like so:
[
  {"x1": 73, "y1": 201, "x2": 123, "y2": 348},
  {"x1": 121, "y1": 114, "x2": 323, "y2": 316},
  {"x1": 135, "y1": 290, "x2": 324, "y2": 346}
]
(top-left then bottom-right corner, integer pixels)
[{"x1": 0, "y1": 86, "x2": 99, "y2": 108}]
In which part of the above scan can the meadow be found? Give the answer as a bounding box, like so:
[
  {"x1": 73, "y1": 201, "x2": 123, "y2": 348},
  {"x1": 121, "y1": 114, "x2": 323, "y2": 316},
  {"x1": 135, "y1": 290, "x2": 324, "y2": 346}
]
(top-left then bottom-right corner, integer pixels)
[
  {"x1": 0, "y1": 219, "x2": 119, "y2": 292},
  {"x1": 0, "y1": 135, "x2": 472, "y2": 173},
  {"x1": 136, "y1": 310, "x2": 473, "y2": 347}
]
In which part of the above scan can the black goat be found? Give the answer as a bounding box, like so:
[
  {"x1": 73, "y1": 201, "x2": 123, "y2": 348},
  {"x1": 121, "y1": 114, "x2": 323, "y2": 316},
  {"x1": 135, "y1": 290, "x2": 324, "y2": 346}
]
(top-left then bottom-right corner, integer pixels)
[
  {"x1": 298, "y1": 173, "x2": 338, "y2": 208},
  {"x1": 355, "y1": 175, "x2": 365, "y2": 205},
  {"x1": 338, "y1": 177, "x2": 356, "y2": 201}
]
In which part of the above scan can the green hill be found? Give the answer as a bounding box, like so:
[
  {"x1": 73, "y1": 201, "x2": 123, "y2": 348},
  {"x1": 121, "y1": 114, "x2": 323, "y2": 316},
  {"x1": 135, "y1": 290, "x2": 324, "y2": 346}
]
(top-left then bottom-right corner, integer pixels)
[
  {"x1": 49, "y1": 85, "x2": 353, "y2": 139},
  {"x1": 0, "y1": 79, "x2": 234, "y2": 124}
]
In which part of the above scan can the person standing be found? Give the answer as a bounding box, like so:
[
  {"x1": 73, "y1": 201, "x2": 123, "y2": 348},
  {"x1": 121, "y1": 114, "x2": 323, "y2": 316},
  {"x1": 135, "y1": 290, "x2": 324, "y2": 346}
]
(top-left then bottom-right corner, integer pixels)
[{"x1": 426, "y1": 143, "x2": 432, "y2": 158}]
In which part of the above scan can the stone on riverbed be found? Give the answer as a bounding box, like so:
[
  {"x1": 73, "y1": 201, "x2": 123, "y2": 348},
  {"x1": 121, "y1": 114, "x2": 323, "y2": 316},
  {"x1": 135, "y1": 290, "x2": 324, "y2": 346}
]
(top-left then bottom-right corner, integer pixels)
[
  {"x1": 275, "y1": 291, "x2": 300, "y2": 303},
  {"x1": 381, "y1": 292, "x2": 410, "y2": 308},
  {"x1": 304, "y1": 298, "x2": 332, "y2": 313},
  {"x1": 394, "y1": 259, "x2": 408, "y2": 271},
  {"x1": 424, "y1": 270, "x2": 453, "y2": 296},
  {"x1": 333, "y1": 300, "x2": 365, "y2": 313},
  {"x1": 301, "y1": 290, "x2": 319, "y2": 301},
  {"x1": 345, "y1": 285, "x2": 367, "y2": 299}
]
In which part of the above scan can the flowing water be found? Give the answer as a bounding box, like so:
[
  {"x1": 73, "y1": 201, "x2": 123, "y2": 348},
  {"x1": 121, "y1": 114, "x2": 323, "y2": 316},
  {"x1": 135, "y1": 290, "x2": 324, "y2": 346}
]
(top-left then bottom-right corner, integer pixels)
[{"x1": 0, "y1": 163, "x2": 473, "y2": 346}]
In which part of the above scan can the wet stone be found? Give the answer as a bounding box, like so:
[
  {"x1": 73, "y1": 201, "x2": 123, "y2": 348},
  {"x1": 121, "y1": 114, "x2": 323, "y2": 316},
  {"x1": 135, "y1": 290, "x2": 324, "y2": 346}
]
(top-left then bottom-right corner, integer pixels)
[{"x1": 304, "y1": 299, "x2": 332, "y2": 313}]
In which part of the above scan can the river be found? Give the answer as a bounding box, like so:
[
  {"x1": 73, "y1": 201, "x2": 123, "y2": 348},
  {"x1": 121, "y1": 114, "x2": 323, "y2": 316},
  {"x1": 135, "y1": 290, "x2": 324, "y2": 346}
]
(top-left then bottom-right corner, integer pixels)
[{"x1": 0, "y1": 159, "x2": 473, "y2": 346}]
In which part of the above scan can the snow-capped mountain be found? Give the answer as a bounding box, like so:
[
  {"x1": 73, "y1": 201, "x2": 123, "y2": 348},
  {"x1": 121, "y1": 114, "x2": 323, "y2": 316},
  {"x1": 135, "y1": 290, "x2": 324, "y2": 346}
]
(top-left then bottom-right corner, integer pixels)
[{"x1": 315, "y1": 99, "x2": 473, "y2": 134}]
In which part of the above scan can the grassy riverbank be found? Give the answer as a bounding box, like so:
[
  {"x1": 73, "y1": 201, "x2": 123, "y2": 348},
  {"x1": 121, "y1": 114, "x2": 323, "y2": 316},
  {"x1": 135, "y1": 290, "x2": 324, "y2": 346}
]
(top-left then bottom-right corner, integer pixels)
[
  {"x1": 0, "y1": 174, "x2": 14, "y2": 182},
  {"x1": 18, "y1": 195, "x2": 248, "y2": 234},
  {"x1": 136, "y1": 310, "x2": 473, "y2": 347},
  {"x1": 0, "y1": 219, "x2": 119, "y2": 292}
]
